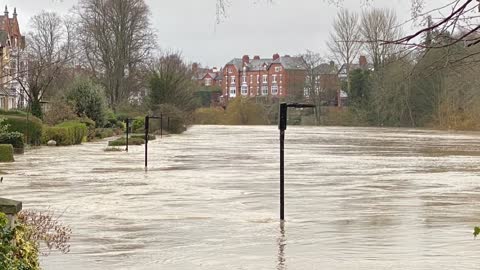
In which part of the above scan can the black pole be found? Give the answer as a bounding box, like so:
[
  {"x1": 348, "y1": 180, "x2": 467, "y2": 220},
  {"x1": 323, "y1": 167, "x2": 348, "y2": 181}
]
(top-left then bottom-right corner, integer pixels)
[
  {"x1": 145, "y1": 116, "x2": 149, "y2": 168},
  {"x1": 279, "y1": 103, "x2": 287, "y2": 221},
  {"x1": 160, "y1": 114, "x2": 163, "y2": 138},
  {"x1": 125, "y1": 119, "x2": 129, "y2": 152}
]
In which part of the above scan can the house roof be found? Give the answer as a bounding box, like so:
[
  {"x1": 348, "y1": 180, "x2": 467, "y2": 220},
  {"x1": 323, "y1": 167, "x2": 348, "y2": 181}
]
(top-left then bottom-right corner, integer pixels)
[
  {"x1": 271, "y1": 56, "x2": 305, "y2": 70},
  {"x1": 226, "y1": 56, "x2": 305, "y2": 72},
  {"x1": 314, "y1": 63, "x2": 338, "y2": 74}
]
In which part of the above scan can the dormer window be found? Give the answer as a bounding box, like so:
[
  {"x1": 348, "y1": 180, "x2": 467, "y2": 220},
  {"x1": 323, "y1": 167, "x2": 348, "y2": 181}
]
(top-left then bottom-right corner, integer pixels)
[{"x1": 275, "y1": 66, "x2": 282, "y2": 72}]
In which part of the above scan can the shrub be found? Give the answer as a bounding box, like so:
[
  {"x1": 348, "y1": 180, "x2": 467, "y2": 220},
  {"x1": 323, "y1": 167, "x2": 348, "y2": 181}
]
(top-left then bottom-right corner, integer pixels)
[
  {"x1": 0, "y1": 144, "x2": 14, "y2": 162},
  {"x1": 193, "y1": 107, "x2": 225, "y2": 125},
  {"x1": 42, "y1": 121, "x2": 88, "y2": 146},
  {"x1": 66, "y1": 77, "x2": 107, "y2": 127},
  {"x1": 94, "y1": 128, "x2": 115, "y2": 139},
  {"x1": 0, "y1": 212, "x2": 40, "y2": 269},
  {"x1": 0, "y1": 132, "x2": 24, "y2": 152},
  {"x1": 108, "y1": 137, "x2": 144, "y2": 146},
  {"x1": 224, "y1": 97, "x2": 268, "y2": 125},
  {"x1": 132, "y1": 117, "x2": 145, "y2": 133},
  {"x1": 43, "y1": 100, "x2": 78, "y2": 126},
  {"x1": 2, "y1": 115, "x2": 43, "y2": 145},
  {"x1": 152, "y1": 104, "x2": 188, "y2": 134},
  {"x1": 77, "y1": 117, "x2": 96, "y2": 141}
]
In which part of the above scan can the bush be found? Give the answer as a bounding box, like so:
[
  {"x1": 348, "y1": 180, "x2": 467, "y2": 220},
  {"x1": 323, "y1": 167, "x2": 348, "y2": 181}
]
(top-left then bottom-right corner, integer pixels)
[
  {"x1": 152, "y1": 104, "x2": 188, "y2": 134},
  {"x1": 131, "y1": 134, "x2": 156, "y2": 140},
  {"x1": 193, "y1": 107, "x2": 225, "y2": 125},
  {"x1": 67, "y1": 77, "x2": 107, "y2": 127},
  {"x1": 43, "y1": 100, "x2": 78, "y2": 126},
  {"x1": 77, "y1": 117, "x2": 96, "y2": 141},
  {"x1": 0, "y1": 144, "x2": 14, "y2": 162},
  {"x1": 42, "y1": 121, "x2": 88, "y2": 146},
  {"x1": 132, "y1": 117, "x2": 145, "y2": 133},
  {"x1": 108, "y1": 137, "x2": 144, "y2": 146},
  {"x1": 0, "y1": 212, "x2": 40, "y2": 269},
  {"x1": 0, "y1": 132, "x2": 24, "y2": 152},
  {"x1": 2, "y1": 115, "x2": 43, "y2": 145},
  {"x1": 94, "y1": 128, "x2": 115, "y2": 139}
]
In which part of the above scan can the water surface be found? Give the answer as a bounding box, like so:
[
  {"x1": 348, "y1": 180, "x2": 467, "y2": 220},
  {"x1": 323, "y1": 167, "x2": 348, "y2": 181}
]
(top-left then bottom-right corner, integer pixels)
[{"x1": 1, "y1": 125, "x2": 480, "y2": 269}]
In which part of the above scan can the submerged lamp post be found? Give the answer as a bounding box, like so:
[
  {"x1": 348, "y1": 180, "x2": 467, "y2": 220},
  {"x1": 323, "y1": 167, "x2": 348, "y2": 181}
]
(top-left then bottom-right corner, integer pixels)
[{"x1": 278, "y1": 102, "x2": 315, "y2": 221}]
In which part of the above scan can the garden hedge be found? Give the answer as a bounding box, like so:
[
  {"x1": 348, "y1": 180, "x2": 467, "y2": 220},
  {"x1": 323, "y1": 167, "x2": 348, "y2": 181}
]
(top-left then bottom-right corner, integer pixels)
[
  {"x1": 0, "y1": 132, "x2": 24, "y2": 154},
  {"x1": 1, "y1": 115, "x2": 43, "y2": 145},
  {"x1": 0, "y1": 144, "x2": 14, "y2": 162},
  {"x1": 42, "y1": 121, "x2": 88, "y2": 146},
  {"x1": 108, "y1": 137, "x2": 144, "y2": 146}
]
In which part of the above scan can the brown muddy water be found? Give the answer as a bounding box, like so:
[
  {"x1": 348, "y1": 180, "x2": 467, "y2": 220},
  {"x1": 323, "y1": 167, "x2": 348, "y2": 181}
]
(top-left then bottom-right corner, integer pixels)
[{"x1": 1, "y1": 125, "x2": 480, "y2": 269}]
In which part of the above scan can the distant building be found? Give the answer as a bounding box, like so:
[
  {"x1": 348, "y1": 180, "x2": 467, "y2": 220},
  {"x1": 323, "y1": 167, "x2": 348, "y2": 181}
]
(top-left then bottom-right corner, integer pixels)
[
  {"x1": 0, "y1": 6, "x2": 27, "y2": 110},
  {"x1": 192, "y1": 63, "x2": 222, "y2": 87},
  {"x1": 221, "y1": 54, "x2": 306, "y2": 100},
  {"x1": 305, "y1": 61, "x2": 341, "y2": 106}
]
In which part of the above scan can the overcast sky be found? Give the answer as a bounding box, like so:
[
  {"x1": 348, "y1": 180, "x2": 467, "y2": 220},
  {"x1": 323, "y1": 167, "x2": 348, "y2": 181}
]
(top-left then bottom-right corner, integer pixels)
[{"x1": 6, "y1": 0, "x2": 452, "y2": 67}]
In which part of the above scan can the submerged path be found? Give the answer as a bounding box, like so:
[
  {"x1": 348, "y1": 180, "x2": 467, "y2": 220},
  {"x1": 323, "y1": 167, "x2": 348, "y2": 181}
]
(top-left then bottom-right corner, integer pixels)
[{"x1": 1, "y1": 125, "x2": 480, "y2": 269}]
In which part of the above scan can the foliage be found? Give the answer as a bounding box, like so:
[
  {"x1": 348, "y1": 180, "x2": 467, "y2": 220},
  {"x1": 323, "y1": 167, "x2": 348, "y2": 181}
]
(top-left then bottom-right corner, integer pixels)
[
  {"x1": 131, "y1": 134, "x2": 156, "y2": 140},
  {"x1": 42, "y1": 121, "x2": 88, "y2": 146},
  {"x1": 474, "y1": 227, "x2": 480, "y2": 239},
  {"x1": 104, "y1": 147, "x2": 123, "y2": 152},
  {"x1": 349, "y1": 69, "x2": 372, "y2": 107},
  {"x1": 66, "y1": 77, "x2": 108, "y2": 128},
  {"x1": 17, "y1": 210, "x2": 72, "y2": 256},
  {"x1": 94, "y1": 129, "x2": 116, "y2": 139},
  {"x1": 0, "y1": 144, "x2": 14, "y2": 162},
  {"x1": 147, "y1": 53, "x2": 198, "y2": 113},
  {"x1": 224, "y1": 97, "x2": 268, "y2": 125},
  {"x1": 193, "y1": 107, "x2": 226, "y2": 125},
  {"x1": 0, "y1": 212, "x2": 40, "y2": 270},
  {"x1": 104, "y1": 111, "x2": 125, "y2": 129},
  {"x1": 2, "y1": 115, "x2": 43, "y2": 146},
  {"x1": 0, "y1": 132, "x2": 25, "y2": 150},
  {"x1": 0, "y1": 110, "x2": 28, "y2": 117},
  {"x1": 43, "y1": 99, "x2": 78, "y2": 126},
  {"x1": 151, "y1": 104, "x2": 188, "y2": 134},
  {"x1": 132, "y1": 117, "x2": 145, "y2": 133},
  {"x1": 108, "y1": 137, "x2": 144, "y2": 146},
  {"x1": 194, "y1": 86, "x2": 222, "y2": 107}
]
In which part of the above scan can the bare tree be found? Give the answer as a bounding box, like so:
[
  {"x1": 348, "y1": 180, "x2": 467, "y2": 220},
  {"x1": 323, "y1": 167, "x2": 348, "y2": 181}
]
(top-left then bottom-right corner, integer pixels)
[
  {"x1": 327, "y1": 9, "x2": 362, "y2": 94},
  {"x1": 361, "y1": 8, "x2": 402, "y2": 69},
  {"x1": 76, "y1": 0, "x2": 156, "y2": 110},
  {"x1": 19, "y1": 11, "x2": 73, "y2": 118}
]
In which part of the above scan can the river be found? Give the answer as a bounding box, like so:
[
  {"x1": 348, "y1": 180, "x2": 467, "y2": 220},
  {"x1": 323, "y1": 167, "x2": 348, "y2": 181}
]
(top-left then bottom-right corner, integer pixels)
[{"x1": 1, "y1": 125, "x2": 480, "y2": 269}]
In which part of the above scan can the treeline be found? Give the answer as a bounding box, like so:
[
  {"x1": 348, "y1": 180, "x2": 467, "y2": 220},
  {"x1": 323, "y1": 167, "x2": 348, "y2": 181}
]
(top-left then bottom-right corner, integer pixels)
[{"x1": 15, "y1": 0, "x2": 199, "y2": 133}]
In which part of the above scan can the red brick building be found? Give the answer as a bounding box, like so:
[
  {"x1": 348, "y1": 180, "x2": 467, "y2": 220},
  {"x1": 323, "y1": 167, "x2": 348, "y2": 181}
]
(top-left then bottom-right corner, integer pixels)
[
  {"x1": 221, "y1": 54, "x2": 306, "y2": 100},
  {"x1": 192, "y1": 63, "x2": 222, "y2": 87}
]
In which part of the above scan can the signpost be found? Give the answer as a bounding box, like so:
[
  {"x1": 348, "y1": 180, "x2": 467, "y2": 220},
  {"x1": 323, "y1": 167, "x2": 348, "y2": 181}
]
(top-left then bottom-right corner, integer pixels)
[{"x1": 278, "y1": 102, "x2": 315, "y2": 220}]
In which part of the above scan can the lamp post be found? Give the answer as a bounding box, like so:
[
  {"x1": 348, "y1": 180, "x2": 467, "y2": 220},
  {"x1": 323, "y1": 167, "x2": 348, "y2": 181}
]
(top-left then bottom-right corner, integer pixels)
[{"x1": 278, "y1": 102, "x2": 315, "y2": 221}]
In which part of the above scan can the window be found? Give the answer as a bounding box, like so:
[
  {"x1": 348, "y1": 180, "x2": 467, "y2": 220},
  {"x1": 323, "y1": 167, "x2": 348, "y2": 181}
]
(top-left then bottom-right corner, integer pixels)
[
  {"x1": 256, "y1": 75, "x2": 259, "y2": 83},
  {"x1": 275, "y1": 66, "x2": 282, "y2": 72},
  {"x1": 228, "y1": 68, "x2": 232, "y2": 73},
  {"x1": 205, "y1": 78, "x2": 212, "y2": 86},
  {"x1": 250, "y1": 75, "x2": 253, "y2": 83},
  {"x1": 230, "y1": 76, "x2": 236, "y2": 85},
  {"x1": 241, "y1": 85, "x2": 248, "y2": 95},
  {"x1": 242, "y1": 76, "x2": 247, "y2": 83},
  {"x1": 262, "y1": 75, "x2": 268, "y2": 84},
  {"x1": 271, "y1": 85, "x2": 278, "y2": 95},
  {"x1": 272, "y1": 75, "x2": 277, "y2": 83},
  {"x1": 230, "y1": 87, "x2": 237, "y2": 97},
  {"x1": 261, "y1": 86, "x2": 268, "y2": 95}
]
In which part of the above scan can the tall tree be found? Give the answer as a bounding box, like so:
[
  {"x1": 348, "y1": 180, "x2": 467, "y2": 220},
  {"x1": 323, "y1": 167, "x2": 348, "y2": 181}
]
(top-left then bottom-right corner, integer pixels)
[
  {"x1": 20, "y1": 11, "x2": 73, "y2": 118},
  {"x1": 360, "y1": 8, "x2": 402, "y2": 69},
  {"x1": 327, "y1": 9, "x2": 362, "y2": 94},
  {"x1": 76, "y1": 0, "x2": 156, "y2": 110}
]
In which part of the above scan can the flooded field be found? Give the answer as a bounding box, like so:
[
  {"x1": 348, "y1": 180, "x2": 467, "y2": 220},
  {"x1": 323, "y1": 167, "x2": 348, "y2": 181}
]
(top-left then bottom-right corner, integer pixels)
[{"x1": 1, "y1": 125, "x2": 480, "y2": 269}]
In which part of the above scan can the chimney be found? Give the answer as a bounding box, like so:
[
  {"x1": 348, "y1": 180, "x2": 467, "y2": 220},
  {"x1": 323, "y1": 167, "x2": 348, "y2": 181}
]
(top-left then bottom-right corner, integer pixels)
[
  {"x1": 13, "y1": 7, "x2": 17, "y2": 18},
  {"x1": 212, "y1": 67, "x2": 218, "y2": 72},
  {"x1": 273, "y1": 53, "x2": 280, "y2": 61},
  {"x1": 359, "y1": 56, "x2": 367, "y2": 68},
  {"x1": 242, "y1": 55, "x2": 250, "y2": 64},
  {"x1": 4, "y1": 5, "x2": 8, "y2": 17},
  {"x1": 253, "y1": 55, "x2": 260, "y2": 60}
]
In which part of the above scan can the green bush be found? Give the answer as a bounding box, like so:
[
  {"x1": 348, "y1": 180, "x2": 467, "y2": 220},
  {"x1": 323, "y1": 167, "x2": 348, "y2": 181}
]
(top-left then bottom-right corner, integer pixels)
[
  {"x1": 2, "y1": 115, "x2": 43, "y2": 145},
  {"x1": 42, "y1": 121, "x2": 88, "y2": 146},
  {"x1": 0, "y1": 213, "x2": 40, "y2": 269},
  {"x1": 0, "y1": 144, "x2": 14, "y2": 162},
  {"x1": 0, "y1": 132, "x2": 24, "y2": 150},
  {"x1": 132, "y1": 117, "x2": 145, "y2": 133},
  {"x1": 95, "y1": 128, "x2": 115, "y2": 139},
  {"x1": 152, "y1": 104, "x2": 188, "y2": 134},
  {"x1": 108, "y1": 137, "x2": 144, "y2": 146},
  {"x1": 67, "y1": 77, "x2": 107, "y2": 127}
]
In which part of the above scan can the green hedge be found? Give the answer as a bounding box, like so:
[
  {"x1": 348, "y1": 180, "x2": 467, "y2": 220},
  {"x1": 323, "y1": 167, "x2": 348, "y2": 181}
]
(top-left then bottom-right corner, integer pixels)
[
  {"x1": 94, "y1": 128, "x2": 115, "y2": 139},
  {"x1": 0, "y1": 132, "x2": 24, "y2": 152},
  {"x1": 0, "y1": 144, "x2": 14, "y2": 162},
  {"x1": 131, "y1": 134, "x2": 156, "y2": 140},
  {"x1": 108, "y1": 137, "x2": 144, "y2": 146},
  {"x1": 2, "y1": 115, "x2": 43, "y2": 145},
  {"x1": 42, "y1": 121, "x2": 88, "y2": 146}
]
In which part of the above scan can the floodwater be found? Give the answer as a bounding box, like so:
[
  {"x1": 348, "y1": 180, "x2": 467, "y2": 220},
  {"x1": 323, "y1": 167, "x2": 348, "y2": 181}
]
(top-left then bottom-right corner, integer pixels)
[{"x1": 1, "y1": 125, "x2": 480, "y2": 269}]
